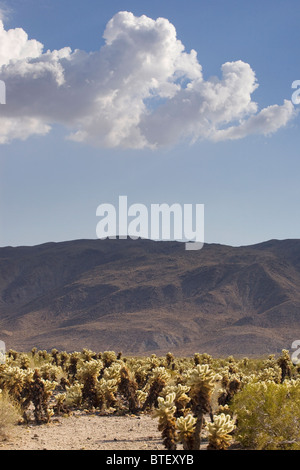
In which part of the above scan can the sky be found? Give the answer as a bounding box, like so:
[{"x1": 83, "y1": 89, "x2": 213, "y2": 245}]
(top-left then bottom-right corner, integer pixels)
[{"x1": 0, "y1": 0, "x2": 299, "y2": 247}]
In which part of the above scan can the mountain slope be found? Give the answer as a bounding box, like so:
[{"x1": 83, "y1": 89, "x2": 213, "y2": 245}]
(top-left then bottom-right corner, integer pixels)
[{"x1": 0, "y1": 238, "x2": 300, "y2": 356}]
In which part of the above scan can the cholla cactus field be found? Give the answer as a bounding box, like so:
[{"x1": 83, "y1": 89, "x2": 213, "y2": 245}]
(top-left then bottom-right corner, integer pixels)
[{"x1": 0, "y1": 348, "x2": 300, "y2": 450}]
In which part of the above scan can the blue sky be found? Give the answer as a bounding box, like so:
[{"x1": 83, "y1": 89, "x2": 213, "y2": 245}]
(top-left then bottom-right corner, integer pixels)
[{"x1": 0, "y1": 0, "x2": 299, "y2": 247}]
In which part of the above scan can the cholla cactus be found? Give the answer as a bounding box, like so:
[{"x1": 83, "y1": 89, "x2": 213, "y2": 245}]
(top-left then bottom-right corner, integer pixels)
[
  {"x1": 39, "y1": 364, "x2": 63, "y2": 382},
  {"x1": 77, "y1": 359, "x2": 103, "y2": 381},
  {"x1": 53, "y1": 393, "x2": 67, "y2": 415},
  {"x1": 37, "y1": 350, "x2": 51, "y2": 362},
  {"x1": 51, "y1": 349, "x2": 60, "y2": 366},
  {"x1": 165, "y1": 352, "x2": 175, "y2": 368},
  {"x1": 194, "y1": 353, "x2": 201, "y2": 366},
  {"x1": 67, "y1": 352, "x2": 81, "y2": 383},
  {"x1": 218, "y1": 374, "x2": 241, "y2": 406},
  {"x1": 194, "y1": 353, "x2": 213, "y2": 366},
  {"x1": 102, "y1": 351, "x2": 117, "y2": 368},
  {"x1": 153, "y1": 393, "x2": 177, "y2": 450},
  {"x1": 81, "y1": 348, "x2": 96, "y2": 362},
  {"x1": 136, "y1": 390, "x2": 147, "y2": 407},
  {"x1": 0, "y1": 366, "x2": 57, "y2": 424},
  {"x1": 257, "y1": 366, "x2": 282, "y2": 384},
  {"x1": 64, "y1": 383, "x2": 83, "y2": 408},
  {"x1": 176, "y1": 414, "x2": 197, "y2": 450},
  {"x1": 73, "y1": 358, "x2": 120, "y2": 411},
  {"x1": 155, "y1": 393, "x2": 176, "y2": 418},
  {"x1": 77, "y1": 359, "x2": 103, "y2": 409},
  {"x1": 19, "y1": 354, "x2": 30, "y2": 370},
  {"x1": 185, "y1": 364, "x2": 220, "y2": 449},
  {"x1": 58, "y1": 351, "x2": 69, "y2": 370},
  {"x1": 162, "y1": 384, "x2": 190, "y2": 417},
  {"x1": 118, "y1": 366, "x2": 139, "y2": 413},
  {"x1": 0, "y1": 366, "x2": 34, "y2": 409},
  {"x1": 215, "y1": 404, "x2": 233, "y2": 417},
  {"x1": 132, "y1": 362, "x2": 149, "y2": 388},
  {"x1": 7, "y1": 350, "x2": 18, "y2": 361},
  {"x1": 31, "y1": 347, "x2": 37, "y2": 358},
  {"x1": 205, "y1": 413, "x2": 236, "y2": 450},
  {"x1": 53, "y1": 388, "x2": 75, "y2": 416},
  {"x1": 186, "y1": 364, "x2": 219, "y2": 414},
  {"x1": 27, "y1": 370, "x2": 56, "y2": 424},
  {"x1": 277, "y1": 349, "x2": 293, "y2": 382},
  {"x1": 103, "y1": 362, "x2": 122, "y2": 381},
  {"x1": 142, "y1": 367, "x2": 170, "y2": 411},
  {"x1": 97, "y1": 378, "x2": 118, "y2": 410},
  {"x1": 150, "y1": 367, "x2": 170, "y2": 384}
]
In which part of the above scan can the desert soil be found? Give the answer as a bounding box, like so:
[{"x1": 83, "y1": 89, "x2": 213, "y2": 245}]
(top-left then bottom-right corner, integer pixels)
[{"x1": 0, "y1": 412, "x2": 192, "y2": 451}]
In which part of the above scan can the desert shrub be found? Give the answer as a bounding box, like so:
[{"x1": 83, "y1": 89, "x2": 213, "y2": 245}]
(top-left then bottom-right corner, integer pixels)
[
  {"x1": 232, "y1": 379, "x2": 300, "y2": 450},
  {"x1": 0, "y1": 390, "x2": 21, "y2": 440}
]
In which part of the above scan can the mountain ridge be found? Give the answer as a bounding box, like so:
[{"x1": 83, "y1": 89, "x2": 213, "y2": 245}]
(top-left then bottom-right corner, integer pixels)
[{"x1": 0, "y1": 237, "x2": 299, "y2": 357}]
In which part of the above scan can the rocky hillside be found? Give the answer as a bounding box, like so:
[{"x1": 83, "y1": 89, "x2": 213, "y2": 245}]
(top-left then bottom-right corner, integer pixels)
[{"x1": 0, "y1": 237, "x2": 300, "y2": 356}]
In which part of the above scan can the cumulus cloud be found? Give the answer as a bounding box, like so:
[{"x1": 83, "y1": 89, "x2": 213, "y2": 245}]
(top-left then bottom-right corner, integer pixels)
[
  {"x1": 0, "y1": 2, "x2": 10, "y2": 23},
  {"x1": 0, "y1": 11, "x2": 296, "y2": 148}
]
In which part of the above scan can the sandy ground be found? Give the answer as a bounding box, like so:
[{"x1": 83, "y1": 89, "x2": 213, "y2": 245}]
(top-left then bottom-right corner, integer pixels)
[{"x1": 0, "y1": 412, "x2": 189, "y2": 451}]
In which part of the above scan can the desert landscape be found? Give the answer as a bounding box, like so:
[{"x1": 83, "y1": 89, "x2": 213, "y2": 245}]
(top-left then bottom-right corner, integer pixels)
[
  {"x1": 0, "y1": 0, "x2": 299, "y2": 454},
  {"x1": 1, "y1": 347, "x2": 299, "y2": 451}
]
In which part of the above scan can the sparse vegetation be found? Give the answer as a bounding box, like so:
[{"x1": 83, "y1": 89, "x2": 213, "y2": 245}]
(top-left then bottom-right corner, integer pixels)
[
  {"x1": 0, "y1": 390, "x2": 21, "y2": 440},
  {"x1": 0, "y1": 348, "x2": 299, "y2": 450}
]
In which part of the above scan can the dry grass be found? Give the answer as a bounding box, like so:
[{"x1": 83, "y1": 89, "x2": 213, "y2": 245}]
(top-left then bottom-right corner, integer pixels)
[{"x1": 0, "y1": 391, "x2": 21, "y2": 441}]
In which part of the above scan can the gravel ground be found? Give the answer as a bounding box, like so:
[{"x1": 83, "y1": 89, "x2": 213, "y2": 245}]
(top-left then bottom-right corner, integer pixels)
[{"x1": 0, "y1": 412, "x2": 177, "y2": 450}]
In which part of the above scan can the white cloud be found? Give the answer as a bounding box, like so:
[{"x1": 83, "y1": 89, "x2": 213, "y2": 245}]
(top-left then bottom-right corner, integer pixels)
[
  {"x1": 0, "y1": 11, "x2": 296, "y2": 148},
  {"x1": 0, "y1": 20, "x2": 43, "y2": 67},
  {"x1": 0, "y1": 2, "x2": 11, "y2": 24},
  {"x1": 213, "y1": 100, "x2": 295, "y2": 141},
  {"x1": 0, "y1": 116, "x2": 50, "y2": 144}
]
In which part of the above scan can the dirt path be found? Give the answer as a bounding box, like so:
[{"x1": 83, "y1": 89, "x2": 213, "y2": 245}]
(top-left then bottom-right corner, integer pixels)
[{"x1": 0, "y1": 412, "x2": 172, "y2": 450}]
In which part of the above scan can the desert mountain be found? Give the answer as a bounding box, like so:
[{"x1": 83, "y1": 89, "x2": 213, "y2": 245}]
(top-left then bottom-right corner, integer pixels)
[{"x1": 0, "y1": 237, "x2": 300, "y2": 357}]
